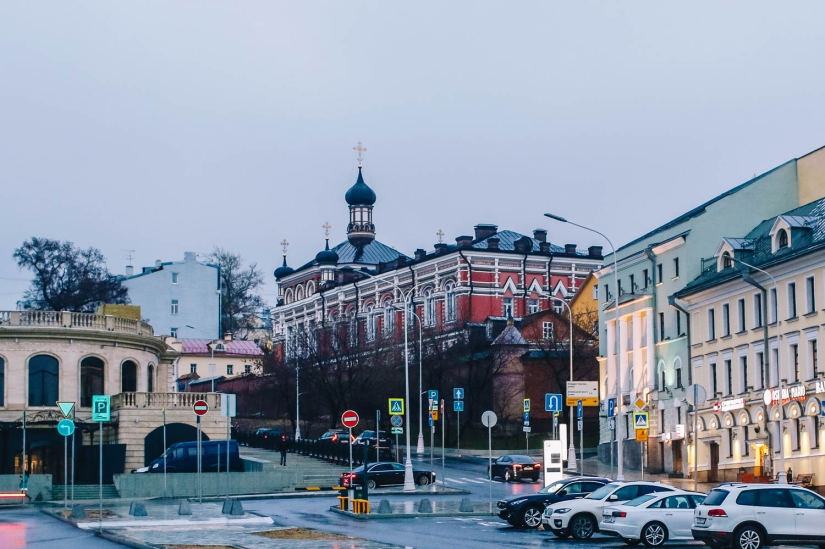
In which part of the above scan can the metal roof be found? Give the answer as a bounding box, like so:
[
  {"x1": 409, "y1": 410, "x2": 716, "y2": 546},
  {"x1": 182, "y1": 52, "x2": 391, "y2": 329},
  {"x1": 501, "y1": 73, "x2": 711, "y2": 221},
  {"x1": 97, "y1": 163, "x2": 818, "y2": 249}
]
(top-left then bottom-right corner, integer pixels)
[{"x1": 180, "y1": 339, "x2": 264, "y2": 356}]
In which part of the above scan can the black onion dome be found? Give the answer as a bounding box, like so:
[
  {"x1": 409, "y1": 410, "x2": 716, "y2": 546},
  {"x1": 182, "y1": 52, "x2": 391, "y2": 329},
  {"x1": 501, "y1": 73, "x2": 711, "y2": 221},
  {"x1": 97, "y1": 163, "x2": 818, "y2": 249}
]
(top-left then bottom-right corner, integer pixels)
[
  {"x1": 315, "y1": 240, "x2": 339, "y2": 265},
  {"x1": 274, "y1": 256, "x2": 294, "y2": 279},
  {"x1": 345, "y1": 167, "x2": 376, "y2": 205}
]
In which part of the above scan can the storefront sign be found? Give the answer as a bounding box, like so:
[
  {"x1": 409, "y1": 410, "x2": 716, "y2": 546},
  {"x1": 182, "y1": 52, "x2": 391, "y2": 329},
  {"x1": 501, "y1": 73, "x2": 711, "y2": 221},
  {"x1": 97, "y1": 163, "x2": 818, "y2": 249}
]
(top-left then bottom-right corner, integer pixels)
[
  {"x1": 763, "y1": 385, "x2": 806, "y2": 405},
  {"x1": 674, "y1": 424, "x2": 685, "y2": 439},
  {"x1": 815, "y1": 380, "x2": 825, "y2": 394},
  {"x1": 713, "y1": 398, "x2": 745, "y2": 412}
]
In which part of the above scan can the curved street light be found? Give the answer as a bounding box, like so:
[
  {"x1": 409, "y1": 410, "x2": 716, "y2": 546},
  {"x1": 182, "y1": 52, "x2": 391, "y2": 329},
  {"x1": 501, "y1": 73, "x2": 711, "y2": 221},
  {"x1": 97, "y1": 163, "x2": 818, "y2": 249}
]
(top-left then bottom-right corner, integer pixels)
[
  {"x1": 553, "y1": 297, "x2": 578, "y2": 473},
  {"x1": 544, "y1": 213, "x2": 625, "y2": 480}
]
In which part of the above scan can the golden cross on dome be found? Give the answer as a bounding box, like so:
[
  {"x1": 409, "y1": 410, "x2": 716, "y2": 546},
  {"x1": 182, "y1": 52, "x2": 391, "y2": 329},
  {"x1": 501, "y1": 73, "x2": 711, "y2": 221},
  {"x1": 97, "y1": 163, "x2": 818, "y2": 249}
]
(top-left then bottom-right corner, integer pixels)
[
  {"x1": 436, "y1": 229, "x2": 444, "y2": 243},
  {"x1": 322, "y1": 222, "x2": 332, "y2": 239},
  {"x1": 280, "y1": 239, "x2": 289, "y2": 256},
  {"x1": 353, "y1": 141, "x2": 367, "y2": 167}
]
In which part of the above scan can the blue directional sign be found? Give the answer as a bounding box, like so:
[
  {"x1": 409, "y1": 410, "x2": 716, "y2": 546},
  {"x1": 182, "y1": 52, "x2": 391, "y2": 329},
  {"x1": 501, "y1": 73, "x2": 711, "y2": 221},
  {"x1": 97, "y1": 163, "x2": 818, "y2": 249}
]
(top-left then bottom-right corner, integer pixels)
[
  {"x1": 608, "y1": 398, "x2": 616, "y2": 418},
  {"x1": 577, "y1": 400, "x2": 583, "y2": 419},
  {"x1": 545, "y1": 393, "x2": 563, "y2": 412},
  {"x1": 453, "y1": 388, "x2": 464, "y2": 400},
  {"x1": 454, "y1": 401, "x2": 464, "y2": 412},
  {"x1": 57, "y1": 419, "x2": 75, "y2": 437},
  {"x1": 523, "y1": 412, "x2": 530, "y2": 423},
  {"x1": 428, "y1": 413, "x2": 434, "y2": 427}
]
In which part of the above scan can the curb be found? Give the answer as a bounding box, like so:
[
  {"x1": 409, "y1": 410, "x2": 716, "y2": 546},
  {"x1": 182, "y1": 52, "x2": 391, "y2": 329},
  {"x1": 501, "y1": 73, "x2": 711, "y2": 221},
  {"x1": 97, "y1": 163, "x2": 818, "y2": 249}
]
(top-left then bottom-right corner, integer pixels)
[{"x1": 328, "y1": 506, "x2": 494, "y2": 520}]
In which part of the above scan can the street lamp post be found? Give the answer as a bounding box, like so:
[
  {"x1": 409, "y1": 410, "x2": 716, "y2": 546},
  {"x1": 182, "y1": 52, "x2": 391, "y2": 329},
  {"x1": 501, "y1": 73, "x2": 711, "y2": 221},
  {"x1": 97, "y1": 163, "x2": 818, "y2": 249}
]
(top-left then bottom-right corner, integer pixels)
[
  {"x1": 727, "y1": 256, "x2": 785, "y2": 482},
  {"x1": 554, "y1": 297, "x2": 577, "y2": 471},
  {"x1": 545, "y1": 213, "x2": 624, "y2": 480},
  {"x1": 355, "y1": 271, "x2": 430, "y2": 491},
  {"x1": 407, "y1": 310, "x2": 425, "y2": 455}
]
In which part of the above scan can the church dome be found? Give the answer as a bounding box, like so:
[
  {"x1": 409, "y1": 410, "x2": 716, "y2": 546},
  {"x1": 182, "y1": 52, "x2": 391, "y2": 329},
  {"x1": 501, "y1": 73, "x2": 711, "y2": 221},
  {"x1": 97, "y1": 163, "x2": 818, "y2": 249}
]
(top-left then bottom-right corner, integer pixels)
[
  {"x1": 345, "y1": 167, "x2": 376, "y2": 206},
  {"x1": 315, "y1": 241, "x2": 339, "y2": 265},
  {"x1": 273, "y1": 256, "x2": 294, "y2": 279}
]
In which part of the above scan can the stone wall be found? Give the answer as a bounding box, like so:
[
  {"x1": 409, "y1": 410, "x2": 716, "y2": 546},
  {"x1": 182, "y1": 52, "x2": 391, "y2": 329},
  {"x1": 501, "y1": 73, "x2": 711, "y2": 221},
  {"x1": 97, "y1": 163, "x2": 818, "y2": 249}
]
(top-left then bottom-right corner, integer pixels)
[
  {"x1": 114, "y1": 471, "x2": 297, "y2": 498},
  {"x1": 0, "y1": 474, "x2": 51, "y2": 501}
]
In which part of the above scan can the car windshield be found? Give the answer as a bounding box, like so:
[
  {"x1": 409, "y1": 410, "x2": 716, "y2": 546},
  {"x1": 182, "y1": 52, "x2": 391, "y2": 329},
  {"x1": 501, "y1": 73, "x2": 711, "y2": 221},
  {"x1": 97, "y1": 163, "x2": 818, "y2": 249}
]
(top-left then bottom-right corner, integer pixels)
[
  {"x1": 625, "y1": 495, "x2": 657, "y2": 507},
  {"x1": 360, "y1": 431, "x2": 375, "y2": 438},
  {"x1": 541, "y1": 480, "x2": 568, "y2": 494},
  {"x1": 350, "y1": 466, "x2": 365, "y2": 473},
  {"x1": 587, "y1": 482, "x2": 621, "y2": 500},
  {"x1": 510, "y1": 455, "x2": 536, "y2": 464}
]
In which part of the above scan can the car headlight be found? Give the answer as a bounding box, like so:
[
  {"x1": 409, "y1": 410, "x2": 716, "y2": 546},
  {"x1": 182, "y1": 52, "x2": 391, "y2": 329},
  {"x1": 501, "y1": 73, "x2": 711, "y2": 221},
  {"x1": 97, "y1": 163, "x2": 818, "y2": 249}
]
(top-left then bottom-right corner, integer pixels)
[
  {"x1": 554, "y1": 508, "x2": 571, "y2": 514},
  {"x1": 510, "y1": 499, "x2": 527, "y2": 506},
  {"x1": 152, "y1": 463, "x2": 159, "y2": 469}
]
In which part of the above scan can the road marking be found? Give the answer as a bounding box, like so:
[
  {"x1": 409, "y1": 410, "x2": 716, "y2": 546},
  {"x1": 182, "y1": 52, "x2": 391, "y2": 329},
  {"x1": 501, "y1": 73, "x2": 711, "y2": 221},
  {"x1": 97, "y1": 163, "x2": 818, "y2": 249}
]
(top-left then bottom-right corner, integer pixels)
[
  {"x1": 447, "y1": 478, "x2": 466, "y2": 484},
  {"x1": 461, "y1": 477, "x2": 486, "y2": 484}
]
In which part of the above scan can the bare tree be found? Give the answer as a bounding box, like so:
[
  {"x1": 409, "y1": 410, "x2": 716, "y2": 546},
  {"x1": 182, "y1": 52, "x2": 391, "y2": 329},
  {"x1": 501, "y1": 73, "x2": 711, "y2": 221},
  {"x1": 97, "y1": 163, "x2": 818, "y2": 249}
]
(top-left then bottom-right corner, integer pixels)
[{"x1": 206, "y1": 247, "x2": 265, "y2": 337}]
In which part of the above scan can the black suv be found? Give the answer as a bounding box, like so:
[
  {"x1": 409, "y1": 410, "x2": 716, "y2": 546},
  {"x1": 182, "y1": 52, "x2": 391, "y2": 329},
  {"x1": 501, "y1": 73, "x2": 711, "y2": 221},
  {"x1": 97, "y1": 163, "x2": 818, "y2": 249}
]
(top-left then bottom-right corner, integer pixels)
[{"x1": 497, "y1": 476, "x2": 610, "y2": 529}]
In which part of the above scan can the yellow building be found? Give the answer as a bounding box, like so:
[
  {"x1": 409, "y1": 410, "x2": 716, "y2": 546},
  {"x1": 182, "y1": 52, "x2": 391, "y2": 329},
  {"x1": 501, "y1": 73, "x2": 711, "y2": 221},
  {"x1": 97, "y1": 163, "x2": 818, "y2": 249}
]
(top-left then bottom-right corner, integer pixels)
[{"x1": 569, "y1": 272, "x2": 599, "y2": 333}]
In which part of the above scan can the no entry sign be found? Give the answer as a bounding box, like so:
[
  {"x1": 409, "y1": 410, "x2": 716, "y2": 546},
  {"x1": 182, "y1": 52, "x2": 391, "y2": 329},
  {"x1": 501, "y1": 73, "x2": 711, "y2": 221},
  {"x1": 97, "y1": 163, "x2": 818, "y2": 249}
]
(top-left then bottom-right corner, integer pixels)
[
  {"x1": 341, "y1": 410, "x2": 359, "y2": 428},
  {"x1": 194, "y1": 400, "x2": 209, "y2": 416}
]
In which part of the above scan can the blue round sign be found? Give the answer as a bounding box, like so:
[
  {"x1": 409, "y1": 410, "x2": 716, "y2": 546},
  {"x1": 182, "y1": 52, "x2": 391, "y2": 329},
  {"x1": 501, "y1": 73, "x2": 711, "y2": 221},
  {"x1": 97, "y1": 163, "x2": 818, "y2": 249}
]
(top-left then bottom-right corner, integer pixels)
[
  {"x1": 57, "y1": 419, "x2": 75, "y2": 437},
  {"x1": 390, "y1": 415, "x2": 403, "y2": 427}
]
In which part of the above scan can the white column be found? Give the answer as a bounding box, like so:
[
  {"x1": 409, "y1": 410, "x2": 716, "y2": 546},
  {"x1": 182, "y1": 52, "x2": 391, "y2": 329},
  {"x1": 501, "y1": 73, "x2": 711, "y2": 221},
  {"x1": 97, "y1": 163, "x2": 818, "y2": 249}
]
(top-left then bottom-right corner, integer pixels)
[
  {"x1": 619, "y1": 315, "x2": 629, "y2": 400},
  {"x1": 607, "y1": 319, "x2": 617, "y2": 397},
  {"x1": 646, "y1": 309, "x2": 655, "y2": 388},
  {"x1": 632, "y1": 311, "x2": 643, "y2": 393}
]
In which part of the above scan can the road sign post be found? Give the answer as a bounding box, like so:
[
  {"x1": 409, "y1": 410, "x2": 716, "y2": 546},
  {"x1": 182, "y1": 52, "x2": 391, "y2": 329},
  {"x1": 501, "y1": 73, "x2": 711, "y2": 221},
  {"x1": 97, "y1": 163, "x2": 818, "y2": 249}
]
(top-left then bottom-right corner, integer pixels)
[
  {"x1": 91, "y1": 395, "x2": 109, "y2": 532},
  {"x1": 342, "y1": 410, "x2": 359, "y2": 477},
  {"x1": 192, "y1": 399, "x2": 208, "y2": 503},
  {"x1": 221, "y1": 394, "x2": 236, "y2": 498},
  {"x1": 441, "y1": 399, "x2": 445, "y2": 486},
  {"x1": 481, "y1": 411, "x2": 497, "y2": 515},
  {"x1": 56, "y1": 403, "x2": 75, "y2": 510}
]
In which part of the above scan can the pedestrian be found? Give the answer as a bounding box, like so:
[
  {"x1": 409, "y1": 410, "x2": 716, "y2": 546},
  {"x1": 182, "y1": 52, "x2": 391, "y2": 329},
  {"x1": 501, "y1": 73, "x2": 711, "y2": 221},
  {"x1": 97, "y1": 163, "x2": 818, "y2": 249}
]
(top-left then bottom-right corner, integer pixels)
[
  {"x1": 19, "y1": 471, "x2": 31, "y2": 502},
  {"x1": 279, "y1": 435, "x2": 289, "y2": 466},
  {"x1": 787, "y1": 467, "x2": 793, "y2": 484}
]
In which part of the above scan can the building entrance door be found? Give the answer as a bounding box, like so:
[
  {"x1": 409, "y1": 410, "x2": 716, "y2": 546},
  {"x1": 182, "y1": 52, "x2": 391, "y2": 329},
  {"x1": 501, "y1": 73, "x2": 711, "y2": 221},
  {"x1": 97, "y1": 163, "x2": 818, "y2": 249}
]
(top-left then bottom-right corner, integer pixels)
[
  {"x1": 672, "y1": 440, "x2": 683, "y2": 474},
  {"x1": 708, "y1": 442, "x2": 719, "y2": 482}
]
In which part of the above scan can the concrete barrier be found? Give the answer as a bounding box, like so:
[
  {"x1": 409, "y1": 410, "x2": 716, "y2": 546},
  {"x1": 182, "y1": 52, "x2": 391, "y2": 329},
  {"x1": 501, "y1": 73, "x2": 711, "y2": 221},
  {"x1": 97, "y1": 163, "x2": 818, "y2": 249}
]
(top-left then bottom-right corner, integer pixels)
[
  {"x1": 113, "y1": 471, "x2": 298, "y2": 498},
  {"x1": 0, "y1": 474, "x2": 51, "y2": 502}
]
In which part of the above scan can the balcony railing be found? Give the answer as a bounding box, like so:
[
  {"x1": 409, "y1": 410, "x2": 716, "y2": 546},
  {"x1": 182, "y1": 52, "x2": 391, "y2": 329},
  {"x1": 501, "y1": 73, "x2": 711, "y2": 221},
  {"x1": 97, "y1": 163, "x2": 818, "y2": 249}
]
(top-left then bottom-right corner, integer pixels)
[
  {"x1": 0, "y1": 311, "x2": 154, "y2": 337},
  {"x1": 111, "y1": 392, "x2": 222, "y2": 410}
]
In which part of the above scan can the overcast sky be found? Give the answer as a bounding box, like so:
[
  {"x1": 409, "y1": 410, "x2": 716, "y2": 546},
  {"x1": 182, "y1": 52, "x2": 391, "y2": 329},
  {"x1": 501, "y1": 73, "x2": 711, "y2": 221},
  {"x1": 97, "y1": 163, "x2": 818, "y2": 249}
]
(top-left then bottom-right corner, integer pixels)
[{"x1": 2, "y1": 2, "x2": 825, "y2": 310}]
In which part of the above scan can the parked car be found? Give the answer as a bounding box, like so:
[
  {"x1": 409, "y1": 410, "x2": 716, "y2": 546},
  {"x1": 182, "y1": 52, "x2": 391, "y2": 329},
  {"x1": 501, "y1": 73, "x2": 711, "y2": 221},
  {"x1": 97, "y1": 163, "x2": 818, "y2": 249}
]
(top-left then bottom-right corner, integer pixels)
[
  {"x1": 543, "y1": 481, "x2": 676, "y2": 540},
  {"x1": 254, "y1": 428, "x2": 284, "y2": 449},
  {"x1": 354, "y1": 430, "x2": 393, "y2": 449},
  {"x1": 497, "y1": 476, "x2": 610, "y2": 529},
  {"x1": 487, "y1": 454, "x2": 542, "y2": 482},
  {"x1": 340, "y1": 461, "x2": 435, "y2": 489},
  {"x1": 692, "y1": 483, "x2": 825, "y2": 549},
  {"x1": 319, "y1": 429, "x2": 354, "y2": 444},
  {"x1": 600, "y1": 490, "x2": 706, "y2": 546},
  {"x1": 133, "y1": 440, "x2": 243, "y2": 473}
]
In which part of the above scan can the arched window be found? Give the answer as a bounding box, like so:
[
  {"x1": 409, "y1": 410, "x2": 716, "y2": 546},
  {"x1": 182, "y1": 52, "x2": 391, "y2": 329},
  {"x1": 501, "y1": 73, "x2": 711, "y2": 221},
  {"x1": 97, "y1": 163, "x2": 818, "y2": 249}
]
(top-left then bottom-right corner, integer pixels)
[
  {"x1": 721, "y1": 252, "x2": 733, "y2": 269},
  {"x1": 347, "y1": 309, "x2": 358, "y2": 348},
  {"x1": 383, "y1": 300, "x2": 395, "y2": 335},
  {"x1": 296, "y1": 285, "x2": 304, "y2": 301},
  {"x1": 445, "y1": 283, "x2": 457, "y2": 322},
  {"x1": 29, "y1": 355, "x2": 58, "y2": 406},
  {"x1": 777, "y1": 229, "x2": 789, "y2": 249},
  {"x1": 284, "y1": 288, "x2": 294, "y2": 305},
  {"x1": 423, "y1": 289, "x2": 435, "y2": 326},
  {"x1": 80, "y1": 356, "x2": 104, "y2": 407},
  {"x1": 306, "y1": 280, "x2": 315, "y2": 297},
  {"x1": 121, "y1": 360, "x2": 138, "y2": 393},
  {"x1": 365, "y1": 304, "x2": 376, "y2": 341},
  {"x1": 147, "y1": 364, "x2": 155, "y2": 393}
]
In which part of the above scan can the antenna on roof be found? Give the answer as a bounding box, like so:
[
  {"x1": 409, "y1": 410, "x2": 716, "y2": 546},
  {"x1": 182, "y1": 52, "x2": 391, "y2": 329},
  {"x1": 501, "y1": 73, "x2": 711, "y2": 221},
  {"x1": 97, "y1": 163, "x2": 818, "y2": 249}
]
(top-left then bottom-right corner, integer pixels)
[{"x1": 123, "y1": 249, "x2": 136, "y2": 267}]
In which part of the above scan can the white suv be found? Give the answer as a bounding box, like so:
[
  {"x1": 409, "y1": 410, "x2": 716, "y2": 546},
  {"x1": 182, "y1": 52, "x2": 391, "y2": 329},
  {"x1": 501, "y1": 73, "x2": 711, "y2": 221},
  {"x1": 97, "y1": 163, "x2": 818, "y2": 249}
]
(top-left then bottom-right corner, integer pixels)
[
  {"x1": 542, "y1": 481, "x2": 676, "y2": 540},
  {"x1": 692, "y1": 483, "x2": 825, "y2": 549}
]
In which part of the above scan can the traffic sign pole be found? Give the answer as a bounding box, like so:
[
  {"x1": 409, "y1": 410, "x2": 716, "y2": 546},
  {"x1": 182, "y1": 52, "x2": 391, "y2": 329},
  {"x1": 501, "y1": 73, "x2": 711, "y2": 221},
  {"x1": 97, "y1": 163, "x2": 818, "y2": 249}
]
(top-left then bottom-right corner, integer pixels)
[
  {"x1": 349, "y1": 427, "x2": 353, "y2": 477},
  {"x1": 63, "y1": 431, "x2": 67, "y2": 509},
  {"x1": 71, "y1": 406, "x2": 75, "y2": 507},
  {"x1": 441, "y1": 399, "x2": 445, "y2": 487},
  {"x1": 197, "y1": 415, "x2": 202, "y2": 503}
]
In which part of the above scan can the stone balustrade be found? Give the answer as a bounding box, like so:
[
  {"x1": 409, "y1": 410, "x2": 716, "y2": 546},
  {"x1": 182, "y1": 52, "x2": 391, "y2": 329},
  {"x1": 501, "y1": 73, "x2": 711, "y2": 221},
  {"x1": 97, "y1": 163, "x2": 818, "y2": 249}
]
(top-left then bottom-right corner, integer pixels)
[
  {"x1": 112, "y1": 392, "x2": 222, "y2": 411},
  {"x1": 0, "y1": 310, "x2": 154, "y2": 337}
]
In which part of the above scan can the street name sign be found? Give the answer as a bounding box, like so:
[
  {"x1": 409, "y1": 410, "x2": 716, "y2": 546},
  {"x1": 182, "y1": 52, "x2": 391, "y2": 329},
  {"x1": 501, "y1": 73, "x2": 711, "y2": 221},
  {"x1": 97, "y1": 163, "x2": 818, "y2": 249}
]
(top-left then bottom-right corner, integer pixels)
[{"x1": 566, "y1": 381, "x2": 598, "y2": 406}]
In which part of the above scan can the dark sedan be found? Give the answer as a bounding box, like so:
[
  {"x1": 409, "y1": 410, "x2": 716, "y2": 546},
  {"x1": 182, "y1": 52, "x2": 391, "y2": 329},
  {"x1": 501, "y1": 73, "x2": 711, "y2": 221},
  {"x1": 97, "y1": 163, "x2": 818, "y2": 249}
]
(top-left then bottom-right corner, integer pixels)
[
  {"x1": 488, "y1": 454, "x2": 542, "y2": 482},
  {"x1": 497, "y1": 477, "x2": 610, "y2": 528},
  {"x1": 341, "y1": 462, "x2": 435, "y2": 489}
]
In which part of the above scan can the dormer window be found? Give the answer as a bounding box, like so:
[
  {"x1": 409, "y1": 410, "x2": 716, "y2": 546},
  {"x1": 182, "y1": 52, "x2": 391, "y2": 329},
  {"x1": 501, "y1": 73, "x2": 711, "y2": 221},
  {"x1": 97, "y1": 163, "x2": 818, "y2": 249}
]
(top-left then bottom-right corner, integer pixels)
[
  {"x1": 777, "y1": 228, "x2": 788, "y2": 249},
  {"x1": 721, "y1": 252, "x2": 733, "y2": 270}
]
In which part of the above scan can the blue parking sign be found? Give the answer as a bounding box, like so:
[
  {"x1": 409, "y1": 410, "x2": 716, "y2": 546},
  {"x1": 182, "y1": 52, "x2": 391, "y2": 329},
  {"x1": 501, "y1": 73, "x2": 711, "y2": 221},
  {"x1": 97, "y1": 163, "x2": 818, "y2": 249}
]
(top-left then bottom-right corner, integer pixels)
[
  {"x1": 428, "y1": 390, "x2": 439, "y2": 402},
  {"x1": 523, "y1": 412, "x2": 530, "y2": 423},
  {"x1": 608, "y1": 398, "x2": 616, "y2": 418},
  {"x1": 577, "y1": 400, "x2": 583, "y2": 419}
]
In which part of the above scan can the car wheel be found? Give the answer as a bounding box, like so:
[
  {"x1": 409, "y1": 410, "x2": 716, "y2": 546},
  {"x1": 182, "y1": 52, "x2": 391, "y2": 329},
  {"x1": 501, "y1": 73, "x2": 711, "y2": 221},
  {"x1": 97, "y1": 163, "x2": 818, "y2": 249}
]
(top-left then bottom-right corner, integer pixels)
[
  {"x1": 531, "y1": 476, "x2": 540, "y2": 483},
  {"x1": 504, "y1": 469, "x2": 512, "y2": 482},
  {"x1": 641, "y1": 522, "x2": 668, "y2": 547},
  {"x1": 622, "y1": 539, "x2": 642, "y2": 546},
  {"x1": 733, "y1": 525, "x2": 764, "y2": 549},
  {"x1": 416, "y1": 474, "x2": 431, "y2": 486},
  {"x1": 520, "y1": 505, "x2": 543, "y2": 529},
  {"x1": 367, "y1": 479, "x2": 377, "y2": 490},
  {"x1": 569, "y1": 514, "x2": 595, "y2": 540}
]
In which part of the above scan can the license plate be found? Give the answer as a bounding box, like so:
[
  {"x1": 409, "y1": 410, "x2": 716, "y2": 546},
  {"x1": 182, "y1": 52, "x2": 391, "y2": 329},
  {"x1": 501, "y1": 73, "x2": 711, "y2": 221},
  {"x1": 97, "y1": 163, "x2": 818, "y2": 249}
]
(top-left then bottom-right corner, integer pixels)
[
  {"x1": 523, "y1": 467, "x2": 532, "y2": 470},
  {"x1": 696, "y1": 517, "x2": 706, "y2": 525}
]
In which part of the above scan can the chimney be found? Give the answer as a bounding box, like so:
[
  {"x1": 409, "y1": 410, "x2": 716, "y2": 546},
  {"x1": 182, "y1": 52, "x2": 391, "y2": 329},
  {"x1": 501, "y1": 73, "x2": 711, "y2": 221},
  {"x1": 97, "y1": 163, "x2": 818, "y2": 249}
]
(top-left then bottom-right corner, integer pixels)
[
  {"x1": 533, "y1": 229, "x2": 547, "y2": 243},
  {"x1": 474, "y1": 224, "x2": 498, "y2": 241},
  {"x1": 434, "y1": 243, "x2": 448, "y2": 255},
  {"x1": 513, "y1": 236, "x2": 533, "y2": 253},
  {"x1": 414, "y1": 248, "x2": 427, "y2": 261},
  {"x1": 540, "y1": 242, "x2": 551, "y2": 253},
  {"x1": 455, "y1": 235, "x2": 473, "y2": 248},
  {"x1": 588, "y1": 245, "x2": 603, "y2": 258},
  {"x1": 564, "y1": 244, "x2": 577, "y2": 255},
  {"x1": 487, "y1": 237, "x2": 500, "y2": 250},
  {"x1": 223, "y1": 332, "x2": 233, "y2": 341},
  {"x1": 125, "y1": 265, "x2": 134, "y2": 276},
  {"x1": 154, "y1": 260, "x2": 162, "y2": 268},
  {"x1": 184, "y1": 251, "x2": 197, "y2": 262}
]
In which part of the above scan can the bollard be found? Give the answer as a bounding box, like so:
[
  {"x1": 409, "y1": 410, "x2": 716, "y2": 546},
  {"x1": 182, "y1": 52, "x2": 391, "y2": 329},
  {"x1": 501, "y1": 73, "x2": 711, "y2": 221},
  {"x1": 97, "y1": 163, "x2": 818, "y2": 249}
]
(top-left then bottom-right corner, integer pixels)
[
  {"x1": 377, "y1": 499, "x2": 393, "y2": 514},
  {"x1": 229, "y1": 499, "x2": 244, "y2": 516},
  {"x1": 417, "y1": 498, "x2": 433, "y2": 513},
  {"x1": 221, "y1": 497, "x2": 235, "y2": 514},
  {"x1": 178, "y1": 500, "x2": 192, "y2": 515},
  {"x1": 71, "y1": 504, "x2": 86, "y2": 519},
  {"x1": 128, "y1": 502, "x2": 148, "y2": 517},
  {"x1": 459, "y1": 498, "x2": 474, "y2": 513}
]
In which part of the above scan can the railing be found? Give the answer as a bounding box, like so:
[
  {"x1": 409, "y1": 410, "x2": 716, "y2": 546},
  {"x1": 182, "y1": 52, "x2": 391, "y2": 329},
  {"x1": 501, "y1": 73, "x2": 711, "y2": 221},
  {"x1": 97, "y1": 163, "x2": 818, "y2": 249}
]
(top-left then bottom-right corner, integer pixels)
[
  {"x1": 0, "y1": 311, "x2": 154, "y2": 337},
  {"x1": 111, "y1": 392, "x2": 222, "y2": 410}
]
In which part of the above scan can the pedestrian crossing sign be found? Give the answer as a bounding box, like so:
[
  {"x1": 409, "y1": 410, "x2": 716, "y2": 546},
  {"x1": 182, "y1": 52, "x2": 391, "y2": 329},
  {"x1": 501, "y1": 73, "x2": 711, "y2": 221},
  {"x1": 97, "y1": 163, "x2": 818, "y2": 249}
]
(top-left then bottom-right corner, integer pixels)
[
  {"x1": 633, "y1": 412, "x2": 649, "y2": 430},
  {"x1": 389, "y1": 398, "x2": 404, "y2": 415}
]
